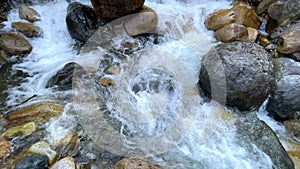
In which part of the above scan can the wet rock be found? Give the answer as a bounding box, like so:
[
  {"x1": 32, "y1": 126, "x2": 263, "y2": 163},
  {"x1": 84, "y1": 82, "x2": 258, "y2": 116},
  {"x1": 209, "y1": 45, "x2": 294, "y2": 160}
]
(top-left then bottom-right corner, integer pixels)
[
  {"x1": 214, "y1": 23, "x2": 248, "y2": 42},
  {"x1": 204, "y1": 9, "x2": 236, "y2": 31},
  {"x1": 232, "y1": 4, "x2": 261, "y2": 29},
  {"x1": 50, "y1": 157, "x2": 76, "y2": 169},
  {"x1": 124, "y1": 6, "x2": 158, "y2": 37},
  {"x1": 56, "y1": 133, "x2": 79, "y2": 158},
  {"x1": 199, "y1": 41, "x2": 275, "y2": 111},
  {"x1": 2, "y1": 121, "x2": 37, "y2": 139},
  {"x1": 256, "y1": 0, "x2": 276, "y2": 14},
  {"x1": 247, "y1": 27, "x2": 258, "y2": 41},
  {"x1": 277, "y1": 23, "x2": 300, "y2": 54},
  {"x1": 15, "y1": 154, "x2": 49, "y2": 169},
  {"x1": 0, "y1": 14, "x2": 7, "y2": 23},
  {"x1": 98, "y1": 78, "x2": 115, "y2": 87},
  {"x1": 112, "y1": 158, "x2": 162, "y2": 169},
  {"x1": 0, "y1": 0, "x2": 11, "y2": 15},
  {"x1": 6, "y1": 102, "x2": 64, "y2": 125},
  {"x1": 19, "y1": 6, "x2": 40, "y2": 22},
  {"x1": 66, "y1": 2, "x2": 104, "y2": 43},
  {"x1": 0, "y1": 33, "x2": 32, "y2": 56},
  {"x1": 28, "y1": 141, "x2": 57, "y2": 165},
  {"x1": 0, "y1": 136, "x2": 10, "y2": 159},
  {"x1": 12, "y1": 22, "x2": 41, "y2": 38},
  {"x1": 284, "y1": 119, "x2": 300, "y2": 138},
  {"x1": 268, "y1": 0, "x2": 300, "y2": 26},
  {"x1": 266, "y1": 58, "x2": 300, "y2": 119},
  {"x1": 91, "y1": 0, "x2": 145, "y2": 18},
  {"x1": 260, "y1": 36, "x2": 271, "y2": 47},
  {"x1": 46, "y1": 62, "x2": 85, "y2": 90},
  {"x1": 235, "y1": 112, "x2": 295, "y2": 169},
  {"x1": 105, "y1": 66, "x2": 120, "y2": 75}
]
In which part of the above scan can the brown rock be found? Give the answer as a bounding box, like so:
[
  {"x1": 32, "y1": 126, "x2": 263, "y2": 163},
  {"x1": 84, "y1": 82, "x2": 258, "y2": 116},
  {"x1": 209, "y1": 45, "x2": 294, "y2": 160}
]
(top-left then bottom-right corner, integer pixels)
[
  {"x1": 232, "y1": 4, "x2": 262, "y2": 29},
  {"x1": 6, "y1": 102, "x2": 64, "y2": 125},
  {"x1": 0, "y1": 136, "x2": 10, "y2": 160},
  {"x1": 214, "y1": 23, "x2": 248, "y2": 42},
  {"x1": 260, "y1": 37, "x2": 271, "y2": 47},
  {"x1": 112, "y1": 158, "x2": 162, "y2": 169},
  {"x1": 288, "y1": 151, "x2": 300, "y2": 169},
  {"x1": 247, "y1": 27, "x2": 258, "y2": 41},
  {"x1": 99, "y1": 78, "x2": 115, "y2": 87},
  {"x1": 56, "y1": 133, "x2": 79, "y2": 158},
  {"x1": 0, "y1": 33, "x2": 32, "y2": 56},
  {"x1": 12, "y1": 22, "x2": 41, "y2": 38},
  {"x1": 0, "y1": 14, "x2": 7, "y2": 23},
  {"x1": 124, "y1": 6, "x2": 158, "y2": 37},
  {"x1": 50, "y1": 157, "x2": 76, "y2": 169},
  {"x1": 284, "y1": 119, "x2": 300, "y2": 137},
  {"x1": 277, "y1": 23, "x2": 300, "y2": 54},
  {"x1": 0, "y1": 49, "x2": 9, "y2": 65},
  {"x1": 91, "y1": 0, "x2": 145, "y2": 18},
  {"x1": 2, "y1": 121, "x2": 37, "y2": 139},
  {"x1": 19, "y1": 6, "x2": 40, "y2": 22},
  {"x1": 204, "y1": 9, "x2": 235, "y2": 31}
]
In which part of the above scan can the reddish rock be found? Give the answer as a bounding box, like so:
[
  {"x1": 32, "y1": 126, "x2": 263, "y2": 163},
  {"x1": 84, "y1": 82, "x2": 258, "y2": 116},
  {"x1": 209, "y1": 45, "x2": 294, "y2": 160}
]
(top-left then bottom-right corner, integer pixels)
[
  {"x1": 124, "y1": 6, "x2": 158, "y2": 36},
  {"x1": 204, "y1": 9, "x2": 235, "y2": 31},
  {"x1": 214, "y1": 23, "x2": 248, "y2": 42}
]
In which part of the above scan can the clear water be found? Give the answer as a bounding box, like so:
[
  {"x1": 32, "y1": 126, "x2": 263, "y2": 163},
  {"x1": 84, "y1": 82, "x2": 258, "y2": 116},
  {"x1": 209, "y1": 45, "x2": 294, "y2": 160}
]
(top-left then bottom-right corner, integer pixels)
[{"x1": 2, "y1": 0, "x2": 291, "y2": 168}]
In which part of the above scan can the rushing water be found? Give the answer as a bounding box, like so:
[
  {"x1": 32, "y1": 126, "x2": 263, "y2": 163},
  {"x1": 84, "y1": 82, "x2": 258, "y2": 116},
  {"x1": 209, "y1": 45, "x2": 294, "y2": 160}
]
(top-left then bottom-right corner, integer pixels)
[{"x1": 1, "y1": 0, "x2": 293, "y2": 168}]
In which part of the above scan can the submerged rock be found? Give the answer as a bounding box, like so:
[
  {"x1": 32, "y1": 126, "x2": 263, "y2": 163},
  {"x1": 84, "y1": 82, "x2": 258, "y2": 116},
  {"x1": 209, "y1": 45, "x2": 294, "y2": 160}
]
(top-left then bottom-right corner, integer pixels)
[
  {"x1": 12, "y1": 22, "x2": 41, "y2": 38},
  {"x1": 15, "y1": 154, "x2": 49, "y2": 169},
  {"x1": 66, "y1": 2, "x2": 104, "y2": 43},
  {"x1": 277, "y1": 23, "x2": 300, "y2": 54},
  {"x1": 2, "y1": 121, "x2": 37, "y2": 139},
  {"x1": 91, "y1": 0, "x2": 145, "y2": 18},
  {"x1": 6, "y1": 102, "x2": 64, "y2": 125},
  {"x1": 124, "y1": 6, "x2": 158, "y2": 37},
  {"x1": 19, "y1": 6, "x2": 40, "y2": 22},
  {"x1": 46, "y1": 62, "x2": 85, "y2": 90},
  {"x1": 112, "y1": 158, "x2": 162, "y2": 169},
  {"x1": 0, "y1": 136, "x2": 11, "y2": 160},
  {"x1": 55, "y1": 133, "x2": 79, "y2": 158},
  {"x1": 235, "y1": 112, "x2": 295, "y2": 169},
  {"x1": 267, "y1": 58, "x2": 300, "y2": 119},
  {"x1": 0, "y1": 33, "x2": 32, "y2": 56},
  {"x1": 199, "y1": 41, "x2": 275, "y2": 111},
  {"x1": 214, "y1": 23, "x2": 248, "y2": 42}
]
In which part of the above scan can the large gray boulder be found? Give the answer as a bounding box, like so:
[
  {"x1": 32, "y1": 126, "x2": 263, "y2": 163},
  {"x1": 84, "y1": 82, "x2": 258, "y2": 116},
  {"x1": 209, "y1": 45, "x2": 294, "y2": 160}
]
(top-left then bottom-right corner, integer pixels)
[
  {"x1": 266, "y1": 57, "x2": 300, "y2": 120},
  {"x1": 268, "y1": 0, "x2": 300, "y2": 26},
  {"x1": 235, "y1": 112, "x2": 295, "y2": 169},
  {"x1": 199, "y1": 41, "x2": 275, "y2": 111}
]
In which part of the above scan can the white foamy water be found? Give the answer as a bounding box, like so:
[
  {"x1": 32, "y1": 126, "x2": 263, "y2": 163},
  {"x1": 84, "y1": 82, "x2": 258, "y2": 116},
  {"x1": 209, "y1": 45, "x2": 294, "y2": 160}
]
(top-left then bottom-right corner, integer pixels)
[{"x1": 2, "y1": 0, "x2": 288, "y2": 168}]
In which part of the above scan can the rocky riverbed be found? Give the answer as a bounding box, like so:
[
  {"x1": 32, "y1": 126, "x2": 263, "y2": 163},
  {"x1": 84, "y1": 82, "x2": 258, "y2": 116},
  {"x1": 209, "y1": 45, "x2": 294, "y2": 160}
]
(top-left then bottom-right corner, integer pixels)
[{"x1": 0, "y1": 0, "x2": 300, "y2": 168}]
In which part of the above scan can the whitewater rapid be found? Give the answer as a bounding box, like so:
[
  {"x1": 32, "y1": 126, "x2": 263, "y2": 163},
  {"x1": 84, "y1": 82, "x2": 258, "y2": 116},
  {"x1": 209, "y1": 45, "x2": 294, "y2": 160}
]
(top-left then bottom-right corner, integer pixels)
[{"x1": 2, "y1": 0, "x2": 292, "y2": 168}]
